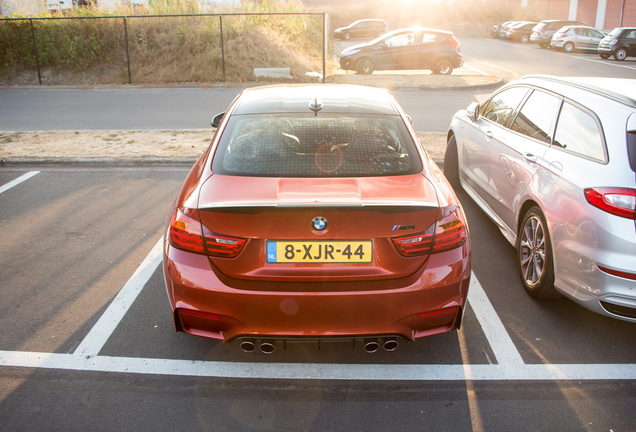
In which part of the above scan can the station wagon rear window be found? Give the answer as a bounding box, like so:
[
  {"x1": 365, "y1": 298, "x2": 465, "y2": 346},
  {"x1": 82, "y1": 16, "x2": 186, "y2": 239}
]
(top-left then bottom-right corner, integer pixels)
[{"x1": 212, "y1": 115, "x2": 422, "y2": 177}]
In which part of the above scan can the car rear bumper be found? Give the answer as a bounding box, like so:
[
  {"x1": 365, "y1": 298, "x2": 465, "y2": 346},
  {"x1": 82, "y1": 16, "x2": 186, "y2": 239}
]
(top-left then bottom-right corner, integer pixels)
[{"x1": 163, "y1": 243, "x2": 471, "y2": 343}]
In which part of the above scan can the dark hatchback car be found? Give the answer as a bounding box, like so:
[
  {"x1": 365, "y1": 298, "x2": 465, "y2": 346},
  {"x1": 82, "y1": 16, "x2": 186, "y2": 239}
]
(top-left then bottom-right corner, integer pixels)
[
  {"x1": 598, "y1": 28, "x2": 636, "y2": 60},
  {"x1": 506, "y1": 21, "x2": 538, "y2": 43},
  {"x1": 339, "y1": 27, "x2": 463, "y2": 75},
  {"x1": 531, "y1": 19, "x2": 589, "y2": 47},
  {"x1": 333, "y1": 19, "x2": 388, "y2": 40}
]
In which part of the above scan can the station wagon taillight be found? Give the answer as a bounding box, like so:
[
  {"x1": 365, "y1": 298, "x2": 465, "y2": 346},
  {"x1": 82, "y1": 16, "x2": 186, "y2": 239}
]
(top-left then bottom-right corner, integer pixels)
[
  {"x1": 169, "y1": 209, "x2": 247, "y2": 257},
  {"x1": 584, "y1": 187, "x2": 636, "y2": 219},
  {"x1": 392, "y1": 208, "x2": 467, "y2": 257}
]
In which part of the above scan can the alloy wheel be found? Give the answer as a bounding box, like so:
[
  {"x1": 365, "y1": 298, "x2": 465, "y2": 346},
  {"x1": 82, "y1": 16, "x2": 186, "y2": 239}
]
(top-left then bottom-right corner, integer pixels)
[{"x1": 519, "y1": 215, "x2": 546, "y2": 287}]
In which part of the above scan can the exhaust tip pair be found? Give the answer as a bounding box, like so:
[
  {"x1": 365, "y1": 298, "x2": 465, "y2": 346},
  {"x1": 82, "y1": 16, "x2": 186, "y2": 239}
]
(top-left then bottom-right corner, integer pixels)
[
  {"x1": 364, "y1": 338, "x2": 399, "y2": 353},
  {"x1": 240, "y1": 340, "x2": 275, "y2": 354}
]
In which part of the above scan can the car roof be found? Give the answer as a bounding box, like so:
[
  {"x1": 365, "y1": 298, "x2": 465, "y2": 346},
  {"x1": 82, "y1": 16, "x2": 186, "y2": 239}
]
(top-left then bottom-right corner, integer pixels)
[
  {"x1": 231, "y1": 85, "x2": 400, "y2": 115},
  {"x1": 519, "y1": 75, "x2": 636, "y2": 108},
  {"x1": 381, "y1": 27, "x2": 452, "y2": 38}
]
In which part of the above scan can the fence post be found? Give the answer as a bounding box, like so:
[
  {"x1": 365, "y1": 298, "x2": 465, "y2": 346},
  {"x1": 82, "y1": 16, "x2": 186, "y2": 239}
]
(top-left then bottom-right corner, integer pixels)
[
  {"x1": 29, "y1": 19, "x2": 42, "y2": 85},
  {"x1": 123, "y1": 16, "x2": 132, "y2": 84},
  {"x1": 322, "y1": 13, "x2": 327, "y2": 84},
  {"x1": 219, "y1": 15, "x2": 225, "y2": 82}
]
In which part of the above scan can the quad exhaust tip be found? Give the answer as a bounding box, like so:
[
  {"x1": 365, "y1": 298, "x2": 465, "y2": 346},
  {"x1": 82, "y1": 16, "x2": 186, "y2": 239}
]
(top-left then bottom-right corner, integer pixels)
[{"x1": 240, "y1": 337, "x2": 399, "y2": 353}]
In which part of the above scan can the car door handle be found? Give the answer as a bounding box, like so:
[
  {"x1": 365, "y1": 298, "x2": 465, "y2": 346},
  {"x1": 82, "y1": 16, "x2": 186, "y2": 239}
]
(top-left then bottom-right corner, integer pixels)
[
  {"x1": 523, "y1": 152, "x2": 537, "y2": 163},
  {"x1": 485, "y1": 131, "x2": 494, "y2": 138}
]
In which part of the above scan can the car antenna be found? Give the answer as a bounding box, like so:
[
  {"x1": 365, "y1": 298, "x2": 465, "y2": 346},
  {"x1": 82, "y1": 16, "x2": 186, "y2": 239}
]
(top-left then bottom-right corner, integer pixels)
[{"x1": 309, "y1": 97, "x2": 323, "y2": 117}]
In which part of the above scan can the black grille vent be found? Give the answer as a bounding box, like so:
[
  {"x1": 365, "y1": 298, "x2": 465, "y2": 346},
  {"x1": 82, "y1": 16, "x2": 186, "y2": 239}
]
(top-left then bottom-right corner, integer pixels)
[{"x1": 600, "y1": 301, "x2": 636, "y2": 319}]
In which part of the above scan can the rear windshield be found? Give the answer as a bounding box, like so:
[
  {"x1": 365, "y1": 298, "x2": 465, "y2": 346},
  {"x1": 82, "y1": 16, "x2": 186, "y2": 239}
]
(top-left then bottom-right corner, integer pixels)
[{"x1": 211, "y1": 115, "x2": 422, "y2": 177}]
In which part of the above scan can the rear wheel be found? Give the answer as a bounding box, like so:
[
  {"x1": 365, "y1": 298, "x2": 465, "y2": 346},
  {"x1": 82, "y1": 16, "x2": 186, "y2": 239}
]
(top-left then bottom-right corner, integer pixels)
[
  {"x1": 432, "y1": 58, "x2": 453, "y2": 75},
  {"x1": 539, "y1": 43, "x2": 548, "y2": 48},
  {"x1": 599, "y1": 53, "x2": 610, "y2": 59},
  {"x1": 517, "y1": 207, "x2": 561, "y2": 299},
  {"x1": 520, "y1": 34, "x2": 529, "y2": 43},
  {"x1": 564, "y1": 42, "x2": 575, "y2": 53},
  {"x1": 355, "y1": 58, "x2": 374, "y2": 74},
  {"x1": 615, "y1": 48, "x2": 627, "y2": 61},
  {"x1": 443, "y1": 135, "x2": 461, "y2": 189}
]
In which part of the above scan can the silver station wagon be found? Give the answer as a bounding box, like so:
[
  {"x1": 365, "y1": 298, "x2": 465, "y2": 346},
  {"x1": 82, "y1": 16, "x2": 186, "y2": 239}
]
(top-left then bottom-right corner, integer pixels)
[{"x1": 444, "y1": 75, "x2": 636, "y2": 322}]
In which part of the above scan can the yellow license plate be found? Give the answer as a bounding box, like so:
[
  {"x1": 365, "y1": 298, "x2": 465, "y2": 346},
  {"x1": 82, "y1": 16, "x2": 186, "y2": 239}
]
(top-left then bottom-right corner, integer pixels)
[{"x1": 266, "y1": 241, "x2": 372, "y2": 263}]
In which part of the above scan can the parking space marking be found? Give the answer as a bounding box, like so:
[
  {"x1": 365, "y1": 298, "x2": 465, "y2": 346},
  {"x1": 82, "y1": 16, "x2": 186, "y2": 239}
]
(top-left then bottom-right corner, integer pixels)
[
  {"x1": 467, "y1": 273, "x2": 525, "y2": 368},
  {"x1": 1, "y1": 236, "x2": 635, "y2": 381},
  {"x1": 73, "y1": 237, "x2": 163, "y2": 357},
  {"x1": 0, "y1": 171, "x2": 40, "y2": 194},
  {"x1": 462, "y1": 64, "x2": 490, "y2": 76},
  {"x1": 1, "y1": 350, "x2": 636, "y2": 381}
]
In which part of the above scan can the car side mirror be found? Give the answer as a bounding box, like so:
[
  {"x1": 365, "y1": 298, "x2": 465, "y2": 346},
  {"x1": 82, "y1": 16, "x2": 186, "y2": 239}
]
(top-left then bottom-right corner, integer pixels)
[
  {"x1": 466, "y1": 103, "x2": 479, "y2": 122},
  {"x1": 211, "y1": 112, "x2": 225, "y2": 128}
]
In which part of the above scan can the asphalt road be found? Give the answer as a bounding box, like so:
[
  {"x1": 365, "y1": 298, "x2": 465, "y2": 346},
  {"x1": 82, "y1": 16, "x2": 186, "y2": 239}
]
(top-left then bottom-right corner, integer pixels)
[{"x1": 1, "y1": 38, "x2": 636, "y2": 431}]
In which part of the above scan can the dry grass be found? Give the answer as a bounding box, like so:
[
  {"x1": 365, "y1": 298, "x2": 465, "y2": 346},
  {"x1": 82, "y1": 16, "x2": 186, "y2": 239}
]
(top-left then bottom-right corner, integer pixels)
[{"x1": 0, "y1": 130, "x2": 447, "y2": 161}]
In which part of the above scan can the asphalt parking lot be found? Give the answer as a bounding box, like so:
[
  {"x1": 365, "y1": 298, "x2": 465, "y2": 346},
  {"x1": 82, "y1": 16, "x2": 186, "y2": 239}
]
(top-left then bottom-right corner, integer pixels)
[{"x1": 2, "y1": 167, "x2": 634, "y2": 377}]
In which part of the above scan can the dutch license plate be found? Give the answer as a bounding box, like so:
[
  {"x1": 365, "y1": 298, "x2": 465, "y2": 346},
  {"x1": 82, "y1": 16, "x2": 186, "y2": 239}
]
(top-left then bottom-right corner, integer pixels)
[{"x1": 266, "y1": 241, "x2": 372, "y2": 263}]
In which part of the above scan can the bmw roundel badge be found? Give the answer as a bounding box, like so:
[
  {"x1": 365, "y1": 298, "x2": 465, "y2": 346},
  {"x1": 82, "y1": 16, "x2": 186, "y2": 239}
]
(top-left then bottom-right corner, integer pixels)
[{"x1": 311, "y1": 216, "x2": 328, "y2": 231}]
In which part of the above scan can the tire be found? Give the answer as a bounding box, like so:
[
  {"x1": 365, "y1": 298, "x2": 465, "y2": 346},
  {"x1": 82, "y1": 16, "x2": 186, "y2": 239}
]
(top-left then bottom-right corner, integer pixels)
[
  {"x1": 433, "y1": 57, "x2": 453, "y2": 75},
  {"x1": 615, "y1": 48, "x2": 627, "y2": 61},
  {"x1": 564, "y1": 42, "x2": 575, "y2": 53},
  {"x1": 443, "y1": 135, "x2": 461, "y2": 189},
  {"x1": 599, "y1": 53, "x2": 610, "y2": 59},
  {"x1": 520, "y1": 34, "x2": 529, "y2": 43},
  {"x1": 539, "y1": 43, "x2": 548, "y2": 48},
  {"x1": 355, "y1": 58, "x2": 374, "y2": 74},
  {"x1": 344, "y1": 32, "x2": 350, "y2": 41},
  {"x1": 517, "y1": 207, "x2": 561, "y2": 299}
]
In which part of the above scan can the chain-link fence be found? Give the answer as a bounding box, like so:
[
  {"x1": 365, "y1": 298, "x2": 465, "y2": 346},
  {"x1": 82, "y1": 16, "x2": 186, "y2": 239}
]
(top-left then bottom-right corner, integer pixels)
[{"x1": 0, "y1": 13, "x2": 328, "y2": 86}]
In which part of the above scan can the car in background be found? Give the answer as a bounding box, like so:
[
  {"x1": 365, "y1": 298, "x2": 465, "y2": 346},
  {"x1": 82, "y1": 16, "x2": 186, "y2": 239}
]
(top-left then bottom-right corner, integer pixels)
[
  {"x1": 506, "y1": 21, "x2": 539, "y2": 43},
  {"x1": 333, "y1": 19, "x2": 388, "y2": 40},
  {"x1": 339, "y1": 27, "x2": 463, "y2": 75},
  {"x1": 550, "y1": 26, "x2": 606, "y2": 52},
  {"x1": 492, "y1": 21, "x2": 515, "y2": 38},
  {"x1": 163, "y1": 84, "x2": 471, "y2": 353},
  {"x1": 530, "y1": 19, "x2": 590, "y2": 47},
  {"x1": 498, "y1": 21, "x2": 521, "y2": 38},
  {"x1": 444, "y1": 75, "x2": 636, "y2": 322},
  {"x1": 598, "y1": 27, "x2": 636, "y2": 60}
]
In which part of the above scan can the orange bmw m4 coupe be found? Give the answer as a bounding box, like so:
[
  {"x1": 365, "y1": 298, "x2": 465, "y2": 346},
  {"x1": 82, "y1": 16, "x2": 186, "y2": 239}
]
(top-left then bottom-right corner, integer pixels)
[{"x1": 162, "y1": 84, "x2": 471, "y2": 353}]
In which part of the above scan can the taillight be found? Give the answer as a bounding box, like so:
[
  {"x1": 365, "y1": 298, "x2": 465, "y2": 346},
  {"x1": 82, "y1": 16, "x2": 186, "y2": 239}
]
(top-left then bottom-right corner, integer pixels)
[
  {"x1": 392, "y1": 208, "x2": 467, "y2": 257},
  {"x1": 584, "y1": 187, "x2": 636, "y2": 219},
  {"x1": 611, "y1": 39, "x2": 618, "y2": 45},
  {"x1": 169, "y1": 209, "x2": 205, "y2": 254},
  {"x1": 557, "y1": 34, "x2": 567, "y2": 38},
  {"x1": 169, "y1": 209, "x2": 247, "y2": 257},
  {"x1": 450, "y1": 36, "x2": 460, "y2": 49},
  {"x1": 202, "y1": 226, "x2": 247, "y2": 258}
]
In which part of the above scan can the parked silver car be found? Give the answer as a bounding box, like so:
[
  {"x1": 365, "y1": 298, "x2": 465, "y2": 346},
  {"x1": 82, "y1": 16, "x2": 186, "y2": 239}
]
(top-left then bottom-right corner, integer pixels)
[
  {"x1": 444, "y1": 75, "x2": 636, "y2": 322},
  {"x1": 550, "y1": 26, "x2": 606, "y2": 52}
]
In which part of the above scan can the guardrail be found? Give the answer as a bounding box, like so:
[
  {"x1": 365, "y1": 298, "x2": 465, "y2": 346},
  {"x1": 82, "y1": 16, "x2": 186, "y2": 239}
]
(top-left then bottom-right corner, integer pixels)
[{"x1": 0, "y1": 12, "x2": 328, "y2": 86}]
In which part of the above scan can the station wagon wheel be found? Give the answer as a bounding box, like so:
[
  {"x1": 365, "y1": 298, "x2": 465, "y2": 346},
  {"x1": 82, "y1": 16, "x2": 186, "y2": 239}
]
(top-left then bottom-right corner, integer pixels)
[
  {"x1": 564, "y1": 42, "x2": 575, "y2": 53},
  {"x1": 615, "y1": 48, "x2": 627, "y2": 61},
  {"x1": 433, "y1": 58, "x2": 453, "y2": 75},
  {"x1": 599, "y1": 53, "x2": 610, "y2": 59},
  {"x1": 356, "y1": 58, "x2": 375, "y2": 74},
  {"x1": 520, "y1": 34, "x2": 529, "y2": 43},
  {"x1": 443, "y1": 135, "x2": 461, "y2": 188},
  {"x1": 517, "y1": 206, "x2": 561, "y2": 299}
]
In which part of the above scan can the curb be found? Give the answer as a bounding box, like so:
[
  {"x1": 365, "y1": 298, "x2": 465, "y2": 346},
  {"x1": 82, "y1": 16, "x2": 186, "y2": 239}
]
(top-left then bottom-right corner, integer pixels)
[{"x1": 0, "y1": 157, "x2": 198, "y2": 167}]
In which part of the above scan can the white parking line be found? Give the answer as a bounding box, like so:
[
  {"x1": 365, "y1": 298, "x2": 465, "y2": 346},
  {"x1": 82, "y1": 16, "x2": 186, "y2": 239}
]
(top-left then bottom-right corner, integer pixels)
[
  {"x1": 1, "y1": 236, "x2": 634, "y2": 381},
  {"x1": 0, "y1": 171, "x2": 40, "y2": 194},
  {"x1": 73, "y1": 237, "x2": 163, "y2": 357}
]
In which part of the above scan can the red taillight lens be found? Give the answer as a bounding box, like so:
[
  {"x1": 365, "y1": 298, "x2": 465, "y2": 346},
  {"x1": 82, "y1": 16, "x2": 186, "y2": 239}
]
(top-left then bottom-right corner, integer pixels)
[
  {"x1": 557, "y1": 34, "x2": 567, "y2": 38},
  {"x1": 169, "y1": 209, "x2": 205, "y2": 254},
  {"x1": 202, "y1": 225, "x2": 247, "y2": 258},
  {"x1": 431, "y1": 209, "x2": 468, "y2": 253},
  {"x1": 450, "y1": 36, "x2": 460, "y2": 49},
  {"x1": 169, "y1": 209, "x2": 247, "y2": 257},
  {"x1": 584, "y1": 187, "x2": 636, "y2": 219},
  {"x1": 392, "y1": 208, "x2": 467, "y2": 257}
]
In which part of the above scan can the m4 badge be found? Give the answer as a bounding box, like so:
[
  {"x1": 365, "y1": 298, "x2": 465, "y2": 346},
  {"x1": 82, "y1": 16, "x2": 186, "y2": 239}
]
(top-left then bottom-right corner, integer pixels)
[{"x1": 392, "y1": 224, "x2": 416, "y2": 231}]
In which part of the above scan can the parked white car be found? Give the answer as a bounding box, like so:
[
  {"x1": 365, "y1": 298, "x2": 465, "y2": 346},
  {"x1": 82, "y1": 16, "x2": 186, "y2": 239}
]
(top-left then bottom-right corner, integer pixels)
[{"x1": 444, "y1": 75, "x2": 636, "y2": 322}]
